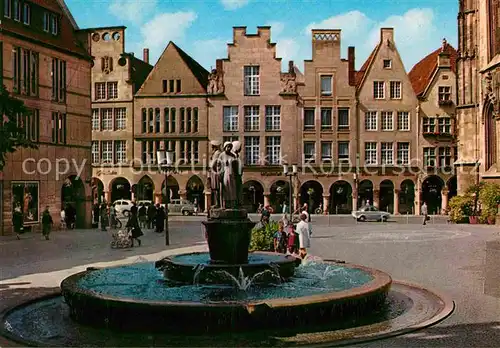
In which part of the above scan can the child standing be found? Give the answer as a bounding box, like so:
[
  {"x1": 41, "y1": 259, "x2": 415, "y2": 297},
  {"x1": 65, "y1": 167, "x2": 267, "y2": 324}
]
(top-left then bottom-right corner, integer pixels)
[{"x1": 273, "y1": 221, "x2": 288, "y2": 254}]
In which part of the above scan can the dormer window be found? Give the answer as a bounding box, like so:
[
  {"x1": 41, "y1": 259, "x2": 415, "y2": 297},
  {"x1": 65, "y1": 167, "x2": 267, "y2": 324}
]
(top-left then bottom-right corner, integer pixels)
[
  {"x1": 383, "y1": 59, "x2": 392, "y2": 69},
  {"x1": 50, "y1": 14, "x2": 58, "y2": 35},
  {"x1": 4, "y1": 0, "x2": 11, "y2": 18},
  {"x1": 13, "y1": 0, "x2": 20, "y2": 21},
  {"x1": 22, "y1": 3, "x2": 30, "y2": 24},
  {"x1": 43, "y1": 12, "x2": 50, "y2": 32}
]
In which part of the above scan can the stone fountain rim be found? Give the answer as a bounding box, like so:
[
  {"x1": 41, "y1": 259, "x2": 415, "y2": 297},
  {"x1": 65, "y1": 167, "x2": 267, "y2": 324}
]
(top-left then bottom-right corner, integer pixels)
[{"x1": 59, "y1": 260, "x2": 392, "y2": 309}]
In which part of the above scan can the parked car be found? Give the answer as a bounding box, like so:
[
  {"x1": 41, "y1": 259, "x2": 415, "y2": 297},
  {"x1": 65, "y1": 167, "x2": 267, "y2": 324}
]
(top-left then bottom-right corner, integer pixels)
[
  {"x1": 168, "y1": 199, "x2": 195, "y2": 216},
  {"x1": 352, "y1": 205, "x2": 390, "y2": 222},
  {"x1": 113, "y1": 199, "x2": 134, "y2": 217}
]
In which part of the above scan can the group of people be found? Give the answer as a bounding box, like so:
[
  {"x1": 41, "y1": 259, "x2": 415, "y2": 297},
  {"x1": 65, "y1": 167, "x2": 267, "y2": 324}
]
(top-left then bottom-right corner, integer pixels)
[{"x1": 60, "y1": 204, "x2": 77, "y2": 230}]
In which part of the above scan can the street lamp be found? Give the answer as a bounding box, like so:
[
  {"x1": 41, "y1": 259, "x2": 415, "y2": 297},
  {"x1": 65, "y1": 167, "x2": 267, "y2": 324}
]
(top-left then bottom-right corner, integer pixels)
[
  {"x1": 283, "y1": 164, "x2": 298, "y2": 221},
  {"x1": 157, "y1": 148, "x2": 176, "y2": 246}
]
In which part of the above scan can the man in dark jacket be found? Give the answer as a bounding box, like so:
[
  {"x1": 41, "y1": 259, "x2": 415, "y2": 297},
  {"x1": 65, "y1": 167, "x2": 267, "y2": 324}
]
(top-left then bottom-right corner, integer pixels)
[
  {"x1": 155, "y1": 204, "x2": 165, "y2": 233},
  {"x1": 147, "y1": 204, "x2": 156, "y2": 230}
]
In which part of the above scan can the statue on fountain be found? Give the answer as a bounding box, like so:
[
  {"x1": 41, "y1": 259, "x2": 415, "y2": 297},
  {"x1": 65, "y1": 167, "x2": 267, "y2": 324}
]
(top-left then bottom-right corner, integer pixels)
[
  {"x1": 209, "y1": 140, "x2": 222, "y2": 208},
  {"x1": 217, "y1": 142, "x2": 239, "y2": 209}
]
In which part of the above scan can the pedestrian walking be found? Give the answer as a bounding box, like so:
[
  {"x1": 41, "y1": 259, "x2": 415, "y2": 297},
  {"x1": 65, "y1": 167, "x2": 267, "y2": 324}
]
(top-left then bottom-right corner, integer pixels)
[
  {"x1": 41, "y1": 206, "x2": 53, "y2": 240},
  {"x1": 422, "y1": 202, "x2": 429, "y2": 225},
  {"x1": 296, "y1": 213, "x2": 311, "y2": 259},
  {"x1": 60, "y1": 208, "x2": 66, "y2": 230},
  {"x1": 100, "y1": 203, "x2": 108, "y2": 231},
  {"x1": 193, "y1": 198, "x2": 199, "y2": 216},
  {"x1": 109, "y1": 203, "x2": 117, "y2": 229},
  {"x1": 126, "y1": 205, "x2": 143, "y2": 247},
  {"x1": 147, "y1": 204, "x2": 156, "y2": 230},
  {"x1": 155, "y1": 204, "x2": 165, "y2": 233},
  {"x1": 138, "y1": 204, "x2": 147, "y2": 228},
  {"x1": 92, "y1": 203, "x2": 100, "y2": 228},
  {"x1": 13, "y1": 203, "x2": 23, "y2": 240}
]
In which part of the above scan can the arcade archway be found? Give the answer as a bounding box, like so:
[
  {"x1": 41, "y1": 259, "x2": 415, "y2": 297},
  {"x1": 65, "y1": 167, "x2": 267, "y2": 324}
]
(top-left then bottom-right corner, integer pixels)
[
  {"x1": 380, "y1": 180, "x2": 394, "y2": 213},
  {"x1": 91, "y1": 177, "x2": 104, "y2": 204},
  {"x1": 270, "y1": 180, "x2": 290, "y2": 213},
  {"x1": 110, "y1": 177, "x2": 131, "y2": 202},
  {"x1": 399, "y1": 180, "x2": 415, "y2": 214},
  {"x1": 136, "y1": 175, "x2": 154, "y2": 202},
  {"x1": 329, "y1": 181, "x2": 352, "y2": 214},
  {"x1": 358, "y1": 180, "x2": 373, "y2": 208},
  {"x1": 187, "y1": 175, "x2": 205, "y2": 210},
  {"x1": 162, "y1": 176, "x2": 180, "y2": 204},
  {"x1": 422, "y1": 175, "x2": 444, "y2": 215},
  {"x1": 300, "y1": 180, "x2": 323, "y2": 213},
  {"x1": 243, "y1": 181, "x2": 264, "y2": 212},
  {"x1": 447, "y1": 176, "x2": 457, "y2": 201},
  {"x1": 61, "y1": 175, "x2": 86, "y2": 229}
]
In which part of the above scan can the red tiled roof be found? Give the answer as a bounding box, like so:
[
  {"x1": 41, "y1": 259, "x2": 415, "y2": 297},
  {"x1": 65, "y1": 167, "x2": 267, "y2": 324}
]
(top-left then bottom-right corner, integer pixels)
[
  {"x1": 409, "y1": 43, "x2": 457, "y2": 97},
  {"x1": 355, "y1": 44, "x2": 380, "y2": 88},
  {"x1": 3, "y1": 0, "x2": 89, "y2": 59}
]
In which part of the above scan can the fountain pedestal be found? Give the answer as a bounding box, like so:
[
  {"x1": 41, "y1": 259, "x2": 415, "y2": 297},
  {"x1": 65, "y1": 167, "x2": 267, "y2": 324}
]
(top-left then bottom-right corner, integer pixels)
[{"x1": 202, "y1": 208, "x2": 255, "y2": 264}]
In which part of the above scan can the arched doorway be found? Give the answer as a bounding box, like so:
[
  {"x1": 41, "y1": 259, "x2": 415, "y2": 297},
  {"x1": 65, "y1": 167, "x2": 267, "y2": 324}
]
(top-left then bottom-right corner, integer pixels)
[
  {"x1": 270, "y1": 180, "x2": 289, "y2": 212},
  {"x1": 162, "y1": 176, "x2": 179, "y2": 204},
  {"x1": 243, "y1": 181, "x2": 264, "y2": 212},
  {"x1": 110, "y1": 177, "x2": 131, "y2": 202},
  {"x1": 186, "y1": 175, "x2": 205, "y2": 210},
  {"x1": 329, "y1": 181, "x2": 352, "y2": 214},
  {"x1": 91, "y1": 177, "x2": 104, "y2": 204},
  {"x1": 422, "y1": 175, "x2": 444, "y2": 214},
  {"x1": 380, "y1": 180, "x2": 394, "y2": 213},
  {"x1": 136, "y1": 175, "x2": 154, "y2": 202},
  {"x1": 61, "y1": 175, "x2": 86, "y2": 228},
  {"x1": 447, "y1": 176, "x2": 457, "y2": 201},
  {"x1": 485, "y1": 103, "x2": 496, "y2": 170},
  {"x1": 399, "y1": 180, "x2": 415, "y2": 214},
  {"x1": 300, "y1": 181, "x2": 323, "y2": 213},
  {"x1": 358, "y1": 180, "x2": 373, "y2": 208}
]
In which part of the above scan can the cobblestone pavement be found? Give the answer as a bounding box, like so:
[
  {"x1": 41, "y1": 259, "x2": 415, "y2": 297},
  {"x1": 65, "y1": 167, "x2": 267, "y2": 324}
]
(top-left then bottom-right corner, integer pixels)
[{"x1": 1, "y1": 217, "x2": 500, "y2": 347}]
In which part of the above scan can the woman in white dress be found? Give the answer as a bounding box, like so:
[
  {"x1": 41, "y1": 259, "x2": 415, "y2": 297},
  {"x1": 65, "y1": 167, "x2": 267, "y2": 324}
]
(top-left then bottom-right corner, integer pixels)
[{"x1": 296, "y1": 213, "x2": 310, "y2": 259}]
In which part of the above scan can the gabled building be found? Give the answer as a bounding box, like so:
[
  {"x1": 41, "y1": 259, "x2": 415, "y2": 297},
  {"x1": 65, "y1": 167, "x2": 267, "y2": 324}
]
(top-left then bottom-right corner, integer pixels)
[
  {"x1": 409, "y1": 39, "x2": 458, "y2": 214},
  {"x1": 133, "y1": 42, "x2": 210, "y2": 210},
  {"x1": 80, "y1": 26, "x2": 152, "y2": 205},
  {"x1": 297, "y1": 30, "x2": 357, "y2": 214},
  {"x1": 355, "y1": 28, "x2": 419, "y2": 214},
  {"x1": 1, "y1": 0, "x2": 92, "y2": 233}
]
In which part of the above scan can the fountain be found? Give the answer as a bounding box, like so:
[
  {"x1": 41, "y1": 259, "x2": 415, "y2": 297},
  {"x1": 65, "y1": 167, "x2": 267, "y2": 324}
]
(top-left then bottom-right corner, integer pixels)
[{"x1": 0, "y1": 140, "x2": 455, "y2": 346}]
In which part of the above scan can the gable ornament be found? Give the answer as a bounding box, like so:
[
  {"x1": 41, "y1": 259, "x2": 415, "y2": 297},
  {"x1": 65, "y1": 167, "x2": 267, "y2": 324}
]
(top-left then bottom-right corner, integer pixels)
[
  {"x1": 207, "y1": 69, "x2": 224, "y2": 95},
  {"x1": 280, "y1": 73, "x2": 297, "y2": 94},
  {"x1": 483, "y1": 69, "x2": 500, "y2": 119}
]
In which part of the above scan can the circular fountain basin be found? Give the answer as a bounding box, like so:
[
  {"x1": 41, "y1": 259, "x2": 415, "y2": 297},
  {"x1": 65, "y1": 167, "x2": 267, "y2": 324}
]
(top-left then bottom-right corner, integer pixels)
[
  {"x1": 156, "y1": 252, "x2": 299, "y2": 285},
  {"x1": 60, "y1": 260, "x2": 392, "y2": 333}
]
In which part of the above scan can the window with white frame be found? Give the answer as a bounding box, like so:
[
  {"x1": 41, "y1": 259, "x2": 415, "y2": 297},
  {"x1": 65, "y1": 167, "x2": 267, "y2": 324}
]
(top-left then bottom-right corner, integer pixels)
[
  {"x1": 114, "y1": 108, "x2": 126, "y2": 130},
  {"x1": 265, "y1": 106, "x2": 280, "y2": 131},
  {"x1": 338, "y1": 108, "x2": 349, "y2": 130},
  {"x1": 101, "y1": 109, "x2": 113, "y2": 131},
  {"x1": 91, "y1": 141, "x2": 99, "y2": 164},
  {"x1": 338, "y1": 141, "x2": 349, "y2": 161},
  {"x1": 365, "y1": 111, "x2": 377, "y2": 131},
  {"x1": 373, "y1": 81, "x2": 385, "y2": 99},
  {"x1": 320, "y1": 75, "x2": 332, "y2": 96},
  {"x1": 13, "y1": 0, "x2": 19, "y2": 21},
  {"x1": 244, "y1": 106, "x2": 260, "y2": 131},
  {"x1": 397, "y1": 142, "x2": 410, "y2": 165},
  {"x1": 50, "y1": 14, "x2": 58, "y2": 35},
  {"x1": 365, "y1": 142, "x2": 377, "y2": 165},
  {"x1": 438, "y1": 86, "x2": 451, "y2": 101},
  {"x1": 244, "y1": 136, "x2": 260, "y2": 165},
  {"x1": 390, "y1": 81, "x2": 401, "y2": 99},
  {"x1": 320, "y1": 108, "x2": 332, "y2": 130},
  {"x1": 101, "y1": 141, "x2": 113, "y2": 164},
  {"x1": 22, "y1": 3, "x2": 30, "y2": 24},
  {"x1": 43, "y1": 12, "x2": 49, "y2": 32},
  {"x1": 4, "y1": 0, "x2": 11, "y2": 18},
  {"x1": 223, "y1": 106, "x2": 238, "y2": 132},
  {"x1": 266, "y1": 136, "x2": 281, "y2": 165},
  {"x1": 107, "y1": 81, "x2": 118, "y2": 99},
  {"x1": 223, "y1": 136, "x2": 239, "y2": 144},
  {"x1": 381, "y1": 111, "x2": 393, "y2": 131},
  {"x1": 321, "y1": 142, "x2": 332, "y2": 161},
  {"x1": 383, "y1": 59, "x2": 392, "y2": 69},
  {"x1": 381, "y1": 142, "x2": 393, "y2": 165},
  {"x1": 114, "y1": 141, "x2": 126, "y2": 164},
  {"x1": 423, "y1": 117, "x2": 436, "y2": 133},
  {"x1": 92, "y1": 109, "x2": 99, "y2": 131},
  {"x1": 397, "y1": 111, "x2": 410, "y2": 131},
  {"x1": 304, "y1": 108, "x2": 315, "y2": 130},
  {"x1": 439, "y1": 147, "x2": 452, "y2": 167},
  {"x1": 303, "y1": 142, "x2": 315, "y2": 162},
  {"x1": 438, "y1": 117, "x2": 451, "y2": 134},
  {"x1": 95, "y1": 82, "x2": 105, "y2": 100},
  {"x1": 244, "y1": 66, "x2": 260, "y2": 95},
  {"x1": 423, "y1": 147, "x2": 436, "y2": 166}
]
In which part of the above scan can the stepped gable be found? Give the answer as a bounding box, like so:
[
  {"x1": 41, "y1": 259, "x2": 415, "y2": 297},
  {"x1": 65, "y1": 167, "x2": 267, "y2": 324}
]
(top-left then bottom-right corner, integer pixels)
[{"x1": 409, "y1": 42, "x2": 457, "y2": 97}]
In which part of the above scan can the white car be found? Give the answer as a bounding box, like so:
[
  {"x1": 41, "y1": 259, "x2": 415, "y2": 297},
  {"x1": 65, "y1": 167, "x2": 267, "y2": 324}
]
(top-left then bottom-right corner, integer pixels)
[
  {"x1": 113, "y1": 199, "x2": 134, "y2": 217},
  {"x1": 352, "y1": 205, "x2": 390, "y2": 222}
]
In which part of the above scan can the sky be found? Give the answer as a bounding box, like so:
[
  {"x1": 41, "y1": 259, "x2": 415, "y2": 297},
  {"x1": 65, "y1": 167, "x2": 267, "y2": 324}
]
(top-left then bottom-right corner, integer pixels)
[{"x1": 65, "y1": 0, "x2": 459, "y2": 71}]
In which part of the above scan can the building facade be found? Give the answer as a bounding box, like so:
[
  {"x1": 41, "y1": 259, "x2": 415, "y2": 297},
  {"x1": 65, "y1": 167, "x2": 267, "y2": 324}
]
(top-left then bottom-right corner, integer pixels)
[
  {"x1": 1, "y1": 0, "x2": 92, "y2": 234},
  {"x1": 82, "y1": 26, "x2": 152, "y2": 206},
  {"x1": 456, "y1": 0, "x2": 500, "y2": 192}
]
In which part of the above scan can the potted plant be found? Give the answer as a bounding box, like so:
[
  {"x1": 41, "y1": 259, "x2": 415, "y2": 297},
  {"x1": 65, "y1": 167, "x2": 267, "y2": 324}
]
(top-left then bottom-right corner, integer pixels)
[
  {"x1": 448, "y1": 195, "x2": 474, "y2": 223},
  {"x1": 466, "y1": 183, "x2": 484, "y2": 224},
  {"x1": 479, "y1": 183, "x2": 500, "y2": 225}
]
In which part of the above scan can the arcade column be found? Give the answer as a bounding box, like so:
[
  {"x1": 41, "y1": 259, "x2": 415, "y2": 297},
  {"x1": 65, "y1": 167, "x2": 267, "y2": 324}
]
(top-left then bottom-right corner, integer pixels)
[
  {"x1": 293, "y1": 194, "x2": 300, "y2": 212},
  {"x1": 179, "y1": 190, "x2": 187, "y2": 200},
  {"x1": 352, "y1": 188, "x2": 358, "y2": 210},
  {"x1": 322, "y1": 195, "x2": 329, "y2": 214},
  {"x1": 441, "y1": 188, "x2": 449, "y2": 214},
  {"x1": 415, "y1": 186, "x2": 421, "y2": 215},
  {"x1": 154, "y1": 192, "x2": 162, "y2": 205},
  {"x1": 204, "y1": 191, "x2": 211, "y2": 213},
  {"x1": 393, "y1": 189, "x2": 400, "y2": 215},
  {"x1": 104, "y1": 191, "x2": 110, "y2": 203},
  {"x1": 373, "y1": 189, "x2": 380, "y2": 208},
  {"x1": 263, "y1": 192, "x2": 270, "y2": 208}
]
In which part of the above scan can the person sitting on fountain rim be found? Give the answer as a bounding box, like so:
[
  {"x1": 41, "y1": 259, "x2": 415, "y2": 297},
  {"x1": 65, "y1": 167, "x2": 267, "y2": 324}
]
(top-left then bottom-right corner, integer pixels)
[
  {"x1": 296, "y1": 213, "x2": 311, "y2": 259},
  {"x1": 273, "y1": 221, "x2": 288, "y2": 254}
]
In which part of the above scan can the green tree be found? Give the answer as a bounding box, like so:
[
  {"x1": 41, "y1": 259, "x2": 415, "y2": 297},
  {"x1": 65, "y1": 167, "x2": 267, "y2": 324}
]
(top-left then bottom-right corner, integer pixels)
[{"x1": 0, "y1": 86, "x2": 38, "y2": 170}]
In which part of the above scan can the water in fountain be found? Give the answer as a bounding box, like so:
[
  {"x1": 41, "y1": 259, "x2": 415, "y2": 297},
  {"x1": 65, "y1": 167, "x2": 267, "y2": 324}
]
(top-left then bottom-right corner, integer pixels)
[{"x1": 212, "y1": 267, "x2": 281, "y2": 291}]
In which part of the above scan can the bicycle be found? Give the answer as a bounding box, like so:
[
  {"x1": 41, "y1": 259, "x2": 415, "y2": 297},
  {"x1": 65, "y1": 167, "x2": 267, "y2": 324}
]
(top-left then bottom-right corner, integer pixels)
[{"x1": 315, "y1": 204, "x2": 323, "y2": 215}]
